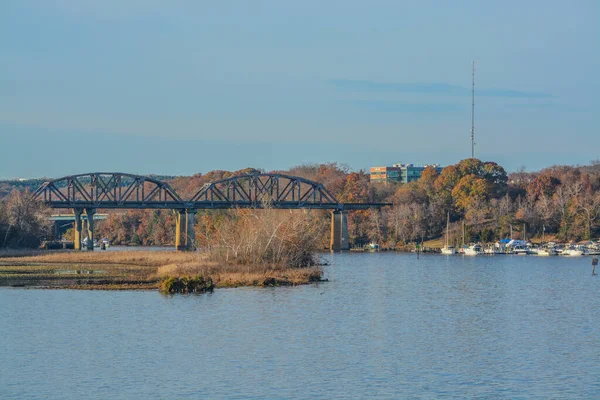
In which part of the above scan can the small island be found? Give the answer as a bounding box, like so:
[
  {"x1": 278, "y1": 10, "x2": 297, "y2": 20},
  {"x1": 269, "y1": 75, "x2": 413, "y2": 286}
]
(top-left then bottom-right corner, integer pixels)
[{"x1": 0, "y1": 250, "x2": 324, "y2": 292}]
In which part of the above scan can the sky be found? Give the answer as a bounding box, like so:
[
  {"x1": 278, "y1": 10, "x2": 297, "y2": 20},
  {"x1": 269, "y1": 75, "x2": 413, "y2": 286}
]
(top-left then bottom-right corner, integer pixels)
[{"x1": 1, "y1": 0, "x2": 598, "y2": 179}]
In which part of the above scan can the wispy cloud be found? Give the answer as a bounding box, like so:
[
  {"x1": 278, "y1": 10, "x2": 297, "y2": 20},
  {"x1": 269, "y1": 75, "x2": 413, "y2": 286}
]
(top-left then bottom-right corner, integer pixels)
[
  {"x1": 348, "y1": 100, "x2": 464, "y2": 113},
  {"x1": 329, "y1": 79, "x2": 552, "y2": 98}
]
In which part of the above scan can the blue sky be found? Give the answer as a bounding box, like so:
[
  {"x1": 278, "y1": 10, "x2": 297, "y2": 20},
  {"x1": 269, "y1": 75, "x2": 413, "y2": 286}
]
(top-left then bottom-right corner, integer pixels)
[{"x1": 1, "y1": 0, "x2": 598, "y2": 178}]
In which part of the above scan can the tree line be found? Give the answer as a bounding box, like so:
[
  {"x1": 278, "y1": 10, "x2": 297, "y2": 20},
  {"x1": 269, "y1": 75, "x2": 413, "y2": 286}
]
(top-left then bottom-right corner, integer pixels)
[{"x1": 1, "y1": 159, "x2": 599, "y2": 249}]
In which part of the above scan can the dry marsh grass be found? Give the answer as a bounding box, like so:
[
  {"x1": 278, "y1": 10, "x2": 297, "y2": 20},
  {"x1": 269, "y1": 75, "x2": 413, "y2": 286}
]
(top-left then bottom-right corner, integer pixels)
[
  {"x1": 0, "y1": 250, "x2": 323, "y2": 290},
  {"x1": 155, "y1": 262, "x2": 322, "y2": 287}
]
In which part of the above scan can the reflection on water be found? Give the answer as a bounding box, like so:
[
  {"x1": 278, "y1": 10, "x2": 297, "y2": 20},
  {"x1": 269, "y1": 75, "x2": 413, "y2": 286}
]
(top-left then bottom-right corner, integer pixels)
[
  {"x1": 54, "y1": 269, "x2": 105, "y2": 275},
  {"x1": 1, "y1": 253, "x2": 599, "y2": 399}
]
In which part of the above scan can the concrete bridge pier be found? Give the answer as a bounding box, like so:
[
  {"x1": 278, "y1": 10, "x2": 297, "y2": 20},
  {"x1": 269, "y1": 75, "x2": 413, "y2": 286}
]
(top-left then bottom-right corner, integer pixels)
[
  {"x1": 85, "y1": 208, "x2": 96, "y2": 251},
  {"x1": 330, "y1": 210, "x2": 349, "y2": 251},
  {"x1": 186, "y1": 210, "x2": 196, "y2": 250},
  {"x1": 175, "y1": 209, "x2": 196, "y2": 251},
  {"x1": 73, "y1": 209, "x2": 83, "y2": 251}
]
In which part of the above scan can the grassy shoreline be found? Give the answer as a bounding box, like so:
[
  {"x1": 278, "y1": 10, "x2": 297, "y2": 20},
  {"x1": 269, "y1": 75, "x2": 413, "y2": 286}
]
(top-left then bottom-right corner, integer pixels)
[{"x1": 0, "y1": 250, "x2": 324, "y2": 291}]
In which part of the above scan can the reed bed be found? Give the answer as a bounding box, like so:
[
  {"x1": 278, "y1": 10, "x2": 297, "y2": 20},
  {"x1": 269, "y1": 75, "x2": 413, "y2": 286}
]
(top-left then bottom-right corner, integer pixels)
[
  {"x1": 0, "y1": 251, "x2": 323, "y2": 290},
  {"x1": 155, "y1": 262, "x2": 323, "y2": 288}
]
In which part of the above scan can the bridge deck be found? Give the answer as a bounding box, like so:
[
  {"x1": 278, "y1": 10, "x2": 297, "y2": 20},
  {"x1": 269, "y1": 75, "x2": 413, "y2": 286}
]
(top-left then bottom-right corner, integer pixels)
[{"x1": 43, "y1": 202, "x2": 390, "y2": 210}]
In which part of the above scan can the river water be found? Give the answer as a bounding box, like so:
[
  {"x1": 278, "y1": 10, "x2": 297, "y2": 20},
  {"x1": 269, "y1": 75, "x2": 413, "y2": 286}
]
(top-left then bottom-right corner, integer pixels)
[{"x1": 1, "y1": 253, "x2": 599, "y2": 399}]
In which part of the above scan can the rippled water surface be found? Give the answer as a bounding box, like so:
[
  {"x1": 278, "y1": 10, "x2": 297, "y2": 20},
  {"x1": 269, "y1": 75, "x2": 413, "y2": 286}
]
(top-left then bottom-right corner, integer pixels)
[{"x1": 1, "y1": 253, "x2": 599, "y2": 399}]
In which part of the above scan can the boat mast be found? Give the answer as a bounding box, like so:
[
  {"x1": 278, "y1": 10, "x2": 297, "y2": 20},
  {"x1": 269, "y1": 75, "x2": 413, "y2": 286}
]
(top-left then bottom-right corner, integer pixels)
[
  {"x1": 542, "y1": 225, "x2": 545, "y2": 246},
  {"x1": 447, "y1": 213, "x2": 450, "y2": 247},
  {"x1": 470, "y1": 61, "x2": 475, "y2": 159},
  {"x1": 446, "y1": 212, "x2": 450, "y2": 248}
]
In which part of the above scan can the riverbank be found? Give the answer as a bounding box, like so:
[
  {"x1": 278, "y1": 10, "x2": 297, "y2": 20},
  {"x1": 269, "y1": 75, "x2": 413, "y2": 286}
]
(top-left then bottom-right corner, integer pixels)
[{"x1": 0, "y1": 251, "x2": 324, "y2": 290}]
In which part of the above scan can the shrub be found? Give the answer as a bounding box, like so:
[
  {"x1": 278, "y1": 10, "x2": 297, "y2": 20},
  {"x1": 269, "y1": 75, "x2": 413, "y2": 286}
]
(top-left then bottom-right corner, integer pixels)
[{"x1": 159, "y1": 275, "x2": 215, "y2": 294}]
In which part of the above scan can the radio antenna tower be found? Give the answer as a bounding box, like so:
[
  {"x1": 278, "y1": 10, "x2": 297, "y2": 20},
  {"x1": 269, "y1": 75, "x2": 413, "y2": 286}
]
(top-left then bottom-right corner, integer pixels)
[{"x1": 470, "y1": 61, "x2": 475, "y2": 159}]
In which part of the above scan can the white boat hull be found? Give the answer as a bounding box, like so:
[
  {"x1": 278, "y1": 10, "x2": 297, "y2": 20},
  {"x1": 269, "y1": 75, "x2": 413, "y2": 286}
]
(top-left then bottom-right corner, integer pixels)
[
  {"x1": 441, "y1": 248, "x2": 456, "y2": 255},
  {"x1": 563, "y1": 250, "x2": 583, "y2": 256},
  {"x1": 536, "y1": 250, "x2": 556, "y2": 256}
]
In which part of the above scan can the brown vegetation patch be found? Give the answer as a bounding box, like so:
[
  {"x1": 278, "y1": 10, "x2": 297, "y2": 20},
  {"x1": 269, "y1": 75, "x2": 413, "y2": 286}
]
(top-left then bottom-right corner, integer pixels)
[
  {"x1": 0, "y1": 251, "x2": 324, "y2": 290},
  {"x1": 155, "y1": 261, "x2": 323, "y2": 288}
]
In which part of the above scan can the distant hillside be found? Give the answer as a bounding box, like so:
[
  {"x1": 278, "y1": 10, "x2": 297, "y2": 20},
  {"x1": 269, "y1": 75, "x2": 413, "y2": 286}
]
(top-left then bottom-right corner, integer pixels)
[{"x1": 0, "y1": 179, "x2": 47, "y2": 198}]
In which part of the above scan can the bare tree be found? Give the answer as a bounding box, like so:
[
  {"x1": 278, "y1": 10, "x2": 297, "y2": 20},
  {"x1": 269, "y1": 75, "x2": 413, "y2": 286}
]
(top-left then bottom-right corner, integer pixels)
[
  {"x1": 1, "y1": 190, "x2": 51, "y2": 248},
  {"x1": 211, "y1": 206, "x2": 326, "y2": 268}
]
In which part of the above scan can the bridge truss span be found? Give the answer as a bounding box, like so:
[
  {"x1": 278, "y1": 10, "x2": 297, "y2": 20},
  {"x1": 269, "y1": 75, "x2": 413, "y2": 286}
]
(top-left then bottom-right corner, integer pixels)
[
  {"x1": 32, "y1": 172, "x2": 184, "y2": 209},
  {"x1": 189, "y1": 173, "x2": 342, "y2": 209}
]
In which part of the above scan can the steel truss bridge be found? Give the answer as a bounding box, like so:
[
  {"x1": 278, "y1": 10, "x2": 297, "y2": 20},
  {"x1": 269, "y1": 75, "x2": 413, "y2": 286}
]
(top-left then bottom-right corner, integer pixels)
[{"x1": 33, "y1": 172, "x2": 389, "y2": 251}]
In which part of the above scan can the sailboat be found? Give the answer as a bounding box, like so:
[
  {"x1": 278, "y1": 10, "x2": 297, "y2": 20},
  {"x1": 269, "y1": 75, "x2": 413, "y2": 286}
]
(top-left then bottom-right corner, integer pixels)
[
  {"x1": 441, "y1": 212, "x2": 457, "y2": 255},
  {"x1": 536, "y1": 225, "x2": 557, "y2": 256},
  {"x1": 459, "y1": 219, "x2": 481, "y2": 255},
  {"x1": 458, "y1": 220, "x2": 466, "y2": 254}
]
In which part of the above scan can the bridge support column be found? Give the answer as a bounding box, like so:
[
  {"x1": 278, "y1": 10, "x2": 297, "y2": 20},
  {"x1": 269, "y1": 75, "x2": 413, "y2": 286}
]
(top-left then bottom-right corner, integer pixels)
[
  {"x1": 330, "y1": 210, "x2": 349, "y2": 252},
  {"x1": 175, "y1": 210, "x2": 184, "y2": 251},
  {"x1": 175, "y1": 209, "x2": 196, "y2": 251},
  {"x1": 85, "y1": 208, "x2": 96, "y2": 251},
  {"x1": 186, "y1": 209, "x2": 196, "y2": 250},
  {"x1": 73, "y1": 209, "x2": 83, "y2": 251}
]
